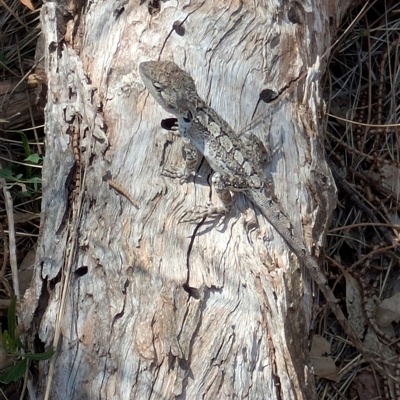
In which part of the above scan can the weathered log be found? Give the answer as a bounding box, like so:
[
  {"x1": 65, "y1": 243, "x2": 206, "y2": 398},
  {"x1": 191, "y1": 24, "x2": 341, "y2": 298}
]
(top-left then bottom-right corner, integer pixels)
[{"x1": 22, "y1": 1, "x2": 354, "y2": 398}]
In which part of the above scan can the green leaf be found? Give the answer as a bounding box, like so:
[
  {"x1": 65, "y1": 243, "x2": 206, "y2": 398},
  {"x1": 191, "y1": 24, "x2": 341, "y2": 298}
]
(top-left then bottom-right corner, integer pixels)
[
  {"x1": 22, "y1": 348, "x2": 55, "y2": 361},
  {"x1": 0, "y1": 169, "x2": 14, "y2": 180},
  {"x1": 0, "y1": 359, "x2": 28, "y2": 384},
  {"x1": 24, "y1": 176, "x2": 42, "y2": 184},
  {"x1": 2, "y1": 331, "x2": 16, "y2": 353},
  {"x1": 0, "y1": 169, "x2": 24, "y2": 183},
  {"x1": 15, "y1": 337, "x2": 26, "y2": 352},
  {"x1": 18, "y1": 132, "x2": 31, "y2": 158},
  {"x1": 0, "y1": 169, "x2": 41, "y2": 186},
  {"x1": 24, "y1": 154, "x2": 42, "y2": 164},
  {"x1": 7, "y1": 297, "x2": 17, "y2": 341},
  {"x1": 18, "y1": 131, "x2": 33, "y2": 178}
]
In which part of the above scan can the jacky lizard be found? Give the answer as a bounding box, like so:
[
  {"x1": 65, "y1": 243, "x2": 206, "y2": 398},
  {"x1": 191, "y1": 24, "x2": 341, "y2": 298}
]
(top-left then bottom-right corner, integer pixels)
[{"x1": 139, "y1": 60, "x2": 366, "y2": 354}]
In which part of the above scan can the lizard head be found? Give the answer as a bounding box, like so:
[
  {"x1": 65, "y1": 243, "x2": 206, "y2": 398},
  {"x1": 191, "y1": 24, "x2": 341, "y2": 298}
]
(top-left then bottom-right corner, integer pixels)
[{"x1": 139, "y1": 61, "x2": 201, "y2": 119}]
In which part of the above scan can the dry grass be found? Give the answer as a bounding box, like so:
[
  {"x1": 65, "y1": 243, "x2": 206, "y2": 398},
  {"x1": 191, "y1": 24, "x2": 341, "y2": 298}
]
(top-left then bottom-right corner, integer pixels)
[
  {"x1": 320, "y1": 1, "x2": 400, "y2": 399},
  {"x1": 0, "y1": 0, "x2": 43, "y2": 398}
]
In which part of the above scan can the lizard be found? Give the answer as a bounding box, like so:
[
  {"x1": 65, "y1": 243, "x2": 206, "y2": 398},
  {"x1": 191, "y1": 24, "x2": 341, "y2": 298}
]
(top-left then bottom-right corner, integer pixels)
[{"x1": 138, "y1": 60, "x2": 370, "y2": 357}]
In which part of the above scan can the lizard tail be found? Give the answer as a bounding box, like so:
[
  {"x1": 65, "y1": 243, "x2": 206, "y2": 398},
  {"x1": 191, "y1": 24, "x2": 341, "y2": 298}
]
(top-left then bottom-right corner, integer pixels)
[{"x1": 245, "y1": 188, "x2": 327, "y2": 287}]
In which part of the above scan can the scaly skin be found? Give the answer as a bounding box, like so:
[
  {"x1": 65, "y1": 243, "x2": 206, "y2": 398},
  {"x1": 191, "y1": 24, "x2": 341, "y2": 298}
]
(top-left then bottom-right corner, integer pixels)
[{"x1": 139, "y1": 60, "x2": 373, "y2": 359}]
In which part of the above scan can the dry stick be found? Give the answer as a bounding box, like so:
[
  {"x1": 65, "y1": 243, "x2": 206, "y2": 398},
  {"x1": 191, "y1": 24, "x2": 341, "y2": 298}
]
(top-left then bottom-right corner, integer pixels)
[
  {"x1": 0, "y1": 0, "x2": 25, "y2": 26},
  {"x1": 326, "y1": 114, "x2": 400, "y2": 130},
  {"x1": 0, "y1": 222, "x2": 10, "y2": 281},
  {"x1": 329, "y1": 222, "x2": 400, "y2": 234},
  {"x1": 44, "y1": 214, "x2": 81, "y2": 400},
  {"x1": 328, "y1": 161, "x2": 398, "y2": 247},
  {"x1": 327, "y1": 131, "x2": 400, "y2": 168},
  {"x1": 15, "y1": 36, "x2": 43, "y2": 155},
  {"x1": 349, "y1": 167, "x2": 400, "y2": 203},
  {"x1": 107, "y1": 180, "x2": 140, "y2": 209},
  {"x1": 359, "y1": 268, "x2": 400, "y2": 399},
  {"x1": 44, "y1": 125, "x2": 87, "y2": 400},
  {"x1": 19, "y1": 362, "x2": 29, "y2": 400},
  {"x1": 3, "y1": 187, "x2": 20, "y2": 300}
]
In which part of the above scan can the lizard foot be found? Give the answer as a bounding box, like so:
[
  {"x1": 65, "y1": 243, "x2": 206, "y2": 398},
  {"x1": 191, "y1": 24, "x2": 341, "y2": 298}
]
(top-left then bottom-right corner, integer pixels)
[
  {"x1": 179, "y1": 205, "x2": 230, "y2": 223},
  {"x1": 162, "y1": 167, "x2": 194, "y2": 183}
]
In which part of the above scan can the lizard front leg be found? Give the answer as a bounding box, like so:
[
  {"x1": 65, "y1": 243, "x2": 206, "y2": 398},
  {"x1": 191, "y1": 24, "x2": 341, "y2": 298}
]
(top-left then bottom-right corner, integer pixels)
[
  {"x1": 180, "y1": 172, "x2": 234, "y2": 223},
  {"x1": 162, "y1": 137, "x2": 199, "y2": 182}
]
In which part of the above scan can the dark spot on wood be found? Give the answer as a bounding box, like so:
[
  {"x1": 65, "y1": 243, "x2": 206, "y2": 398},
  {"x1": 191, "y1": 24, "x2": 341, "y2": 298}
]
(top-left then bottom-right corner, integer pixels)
[
  {"x1": 113, "y1": 310, "x2": 124, "y2": 321},
  {"x1": 48, "y1": 42, "x2": 58, "y2": 53},
  {"x1": 173, "y1": 20, "x2": 185, "y2": 36},
  {"x1": 102, "y1": 171, "x2": 113, "y2": 181},
  {"x1": 183, "y1": 284, "x2": 201, "y2": 299},
  {"x1": 161, "y1": 118, "x2": 178, "y2": 130},
  {"x1": 148, "y1": 0, "x2": 160, "y2": 15},
  {"x1": 114, "y1": 7, "x2": 124, "y2": 19},
  {"x1": 122, "y1": 279, "x2": 130, "y2": 294},
  {"x1": 270, "y1": 35, "x2": 280, "y2": 49},
  {"x1": 97, "y1": 99, "x2": 104, "y2": 113},
  {"x1": 75, "y1": 266, "x2": 88, "y2": 277},
  {"x1": 288, "y1": 2, "x2": 303, "y2": 24},
  {"x1": 271, "y1": 54, "x2": 279, "y2": 65},
  {"x1": 259, "y1": 89, "x2": 277, "y2": 103},
  {"x1": 33, "y1": 334, "x2": 46, "y2": 354}
]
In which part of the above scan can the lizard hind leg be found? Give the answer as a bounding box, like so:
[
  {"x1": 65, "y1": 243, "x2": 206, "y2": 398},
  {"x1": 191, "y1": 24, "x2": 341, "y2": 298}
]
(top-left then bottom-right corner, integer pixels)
[{"x1": 179, "y1": 172, "x2": 234, "y2": 223}]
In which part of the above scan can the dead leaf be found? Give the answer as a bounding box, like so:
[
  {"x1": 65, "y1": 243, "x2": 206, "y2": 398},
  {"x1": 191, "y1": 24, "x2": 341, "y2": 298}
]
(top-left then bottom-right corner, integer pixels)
[
  {"x1": 19, "y1": 244, "x2": 36, "y2": 295},
  {"x1": 310, "y1": 334, "x2": 331, "y2": 357},
  {"x1": 310, "y1": 335, "x2": 338, "y2": 381},
  {"x1": 19, "y1": 0, "x2": 35, "y2": 11},
  {"x1": 349, "y1": 371, "x2": 384, "y2": 400},
  {"x1": 381, "y1": 164, "x2": 400, "y2": 196},
  {"x1": 311, "y1": 356, "x2": 338, "y2": 381},
  {"x1": 375, "y1": 292, "x2": 400, "y2": 327},
  {"x1": 345, "y1": 274, "x2": 365, "y2": 337}
]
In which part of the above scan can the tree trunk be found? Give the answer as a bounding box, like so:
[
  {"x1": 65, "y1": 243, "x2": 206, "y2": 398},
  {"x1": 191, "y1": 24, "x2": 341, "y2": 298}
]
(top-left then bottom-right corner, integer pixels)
[{"x1": 22, "y1": 1, "x2": 354, "y2": 398}]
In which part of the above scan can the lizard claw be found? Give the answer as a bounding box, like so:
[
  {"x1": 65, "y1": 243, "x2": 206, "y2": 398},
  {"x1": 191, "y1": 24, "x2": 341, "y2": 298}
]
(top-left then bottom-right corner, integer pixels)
[
  {"x1": 162, "y1": 167, "x2": 194, "y2": 183},
  {"x1": 179, "y1": 205, "x2": 230, "y2": 223}
]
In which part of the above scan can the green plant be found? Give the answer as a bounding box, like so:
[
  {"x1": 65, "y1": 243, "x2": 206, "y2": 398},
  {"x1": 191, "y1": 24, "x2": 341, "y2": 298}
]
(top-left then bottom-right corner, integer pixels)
[
  {"x1": 0, "y1": 297, "x2": 54, "y2": 384},
  {"x1": 0, "y1": 131, "x2": 43, "y2": 195}
]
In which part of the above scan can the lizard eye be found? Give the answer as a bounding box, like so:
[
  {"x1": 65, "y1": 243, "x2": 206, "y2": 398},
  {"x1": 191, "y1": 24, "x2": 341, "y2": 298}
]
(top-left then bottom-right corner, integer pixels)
[{"x1": 153, "y1": 82, "x2": 162, "y2": 92}]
